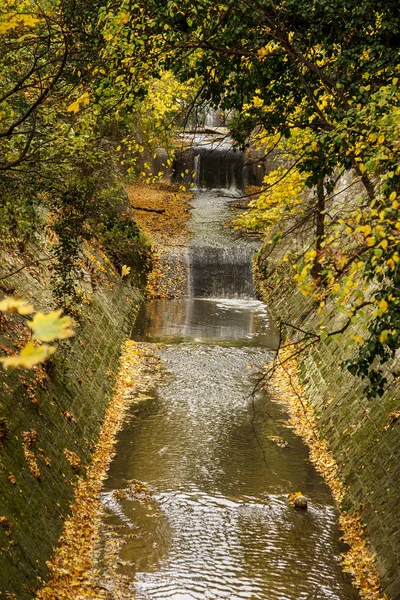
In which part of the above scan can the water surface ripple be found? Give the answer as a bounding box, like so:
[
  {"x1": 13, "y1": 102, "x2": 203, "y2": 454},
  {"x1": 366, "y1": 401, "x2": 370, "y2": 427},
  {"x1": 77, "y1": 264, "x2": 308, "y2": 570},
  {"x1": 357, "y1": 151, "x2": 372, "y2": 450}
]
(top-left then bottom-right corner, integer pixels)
[{"x1": 99, "y1": 343, "x2": 358, "y2": 600}]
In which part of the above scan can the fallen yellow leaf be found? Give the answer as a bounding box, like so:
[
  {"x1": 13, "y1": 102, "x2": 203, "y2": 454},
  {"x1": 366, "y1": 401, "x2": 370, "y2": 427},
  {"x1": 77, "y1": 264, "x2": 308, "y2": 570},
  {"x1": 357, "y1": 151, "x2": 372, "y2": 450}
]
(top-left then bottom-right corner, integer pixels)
[{"x1": 121, "y1": 264, "x2": 131, "y2": 278}]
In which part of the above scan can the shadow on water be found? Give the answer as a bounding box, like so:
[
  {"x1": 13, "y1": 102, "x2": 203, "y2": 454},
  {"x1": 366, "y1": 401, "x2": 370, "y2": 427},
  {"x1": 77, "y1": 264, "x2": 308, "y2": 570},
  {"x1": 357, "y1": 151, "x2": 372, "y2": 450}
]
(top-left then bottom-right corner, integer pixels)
[{"x1": 96, "y1": 132, "x2": 360, "y2": 600}]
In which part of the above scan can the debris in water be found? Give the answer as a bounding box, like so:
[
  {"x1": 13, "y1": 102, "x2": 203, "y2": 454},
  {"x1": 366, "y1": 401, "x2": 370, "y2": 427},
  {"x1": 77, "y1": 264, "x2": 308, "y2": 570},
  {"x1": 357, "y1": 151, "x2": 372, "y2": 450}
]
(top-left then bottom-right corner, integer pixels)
[
  {"x1": 267, "y1": 434, "x2": 289, "y2": 448},
  {"x1": 288, "y1": 491, "x2": 307, "y2": 509}
]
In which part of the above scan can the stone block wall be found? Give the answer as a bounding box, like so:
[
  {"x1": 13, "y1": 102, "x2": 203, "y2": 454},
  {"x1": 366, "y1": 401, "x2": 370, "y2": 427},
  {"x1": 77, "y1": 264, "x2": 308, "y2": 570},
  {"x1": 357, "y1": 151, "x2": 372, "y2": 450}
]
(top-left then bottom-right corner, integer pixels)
[
  {"x1": 0, "y1": 249, "x2": 142, "y2": 598},
  {"x1": 262, "y1": 264, "x2": 400, "y2": 599}
]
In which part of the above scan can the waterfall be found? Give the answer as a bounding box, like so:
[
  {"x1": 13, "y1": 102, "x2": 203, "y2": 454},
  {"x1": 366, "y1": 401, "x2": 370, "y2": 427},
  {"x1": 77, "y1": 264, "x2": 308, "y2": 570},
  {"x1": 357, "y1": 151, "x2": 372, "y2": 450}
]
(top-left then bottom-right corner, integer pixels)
[
  {"x1": 173, "y1": 140, "x2": 244, "y2": 193},
  {"x1": 188, "y1": 247, "x2": 254, "y2": 298},
  {"x1": 204, "y1": 107, "x2": 224, "y2": 128},
  {"x1": 193, "y1": 153, "x2": 200, "y2": 188}
]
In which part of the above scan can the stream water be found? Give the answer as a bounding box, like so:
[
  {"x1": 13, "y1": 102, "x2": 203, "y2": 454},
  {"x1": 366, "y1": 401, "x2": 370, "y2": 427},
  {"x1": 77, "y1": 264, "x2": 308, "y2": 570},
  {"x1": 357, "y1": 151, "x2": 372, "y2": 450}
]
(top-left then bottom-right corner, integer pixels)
[{"x1": 95, "y1": 139, "x2": 359, "y2": 599}]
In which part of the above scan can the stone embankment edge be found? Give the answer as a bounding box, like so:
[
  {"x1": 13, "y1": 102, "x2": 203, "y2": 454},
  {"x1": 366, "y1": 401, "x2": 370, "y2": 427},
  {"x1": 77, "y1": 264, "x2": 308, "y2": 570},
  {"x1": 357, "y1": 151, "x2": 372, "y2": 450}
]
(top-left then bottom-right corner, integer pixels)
[
  {"x1": 271, "y1": 348, "x2": 388, "y2": 600},
  {"x1": 35, "y1": 341, "x2": 157, "y2": 599}
]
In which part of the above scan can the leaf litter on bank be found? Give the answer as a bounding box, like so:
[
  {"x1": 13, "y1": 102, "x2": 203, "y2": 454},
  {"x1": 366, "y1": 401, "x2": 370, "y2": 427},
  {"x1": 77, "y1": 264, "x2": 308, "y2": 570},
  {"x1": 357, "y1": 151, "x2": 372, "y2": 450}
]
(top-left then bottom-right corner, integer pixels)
[
  {"x1": 127, "y1": 182, "x2": 191, "y2": 247},
  {"x1": 270, "y1": 347, "x2": 386, "y2": 600},
  {"x1": 35, "y1": 341, "x2": 163, "y2": 599},
  {"x1": 127, "y1": 183, "x2": 192, "y2": 298}
]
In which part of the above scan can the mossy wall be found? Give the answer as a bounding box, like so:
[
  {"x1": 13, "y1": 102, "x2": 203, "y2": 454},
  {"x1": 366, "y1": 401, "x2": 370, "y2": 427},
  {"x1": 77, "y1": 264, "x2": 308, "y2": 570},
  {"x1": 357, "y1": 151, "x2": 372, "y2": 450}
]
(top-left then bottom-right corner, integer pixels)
[
  {"x1": 0, "y1": 249, "x2": 142, "y2": 598},
  {"x1": 258, "y1": 240, "x2": 400, "y2": 600}
]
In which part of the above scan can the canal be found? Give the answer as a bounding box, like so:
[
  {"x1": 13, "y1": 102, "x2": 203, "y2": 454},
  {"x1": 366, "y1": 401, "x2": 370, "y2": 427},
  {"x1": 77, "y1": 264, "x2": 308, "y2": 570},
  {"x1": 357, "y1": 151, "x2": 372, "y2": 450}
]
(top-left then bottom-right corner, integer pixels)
[{"x1": 93, "y1": 136, "x2": 359, "y2": 600}]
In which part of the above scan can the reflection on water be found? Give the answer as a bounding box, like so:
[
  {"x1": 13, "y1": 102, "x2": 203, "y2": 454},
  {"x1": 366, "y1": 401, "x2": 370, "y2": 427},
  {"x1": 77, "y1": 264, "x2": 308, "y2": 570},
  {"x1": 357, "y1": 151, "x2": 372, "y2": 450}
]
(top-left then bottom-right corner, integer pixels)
[
  {"x1": 98, "y1": 343, "x2": 358, "y2": 600},
  {"x1": 132, "y1": 298, "x2": 280, "y2": 348}
]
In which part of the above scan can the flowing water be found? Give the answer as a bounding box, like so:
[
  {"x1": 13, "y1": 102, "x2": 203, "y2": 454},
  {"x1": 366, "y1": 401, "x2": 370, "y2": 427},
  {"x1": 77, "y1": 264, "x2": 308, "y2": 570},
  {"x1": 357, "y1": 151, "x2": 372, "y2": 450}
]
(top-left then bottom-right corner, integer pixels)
[{"x1": 95, "y1": 140, "x2": 359, "y2": 599}]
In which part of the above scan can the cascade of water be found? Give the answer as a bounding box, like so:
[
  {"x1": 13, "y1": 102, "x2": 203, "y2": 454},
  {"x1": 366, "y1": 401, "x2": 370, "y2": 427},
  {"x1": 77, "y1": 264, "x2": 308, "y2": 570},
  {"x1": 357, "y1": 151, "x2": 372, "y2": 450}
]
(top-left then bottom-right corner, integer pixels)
[
  {"x1": 173, "y1": 132, "x2": 244, "y2": 193},
  {"x1": 193, "y1": 153, "x2": 200, "y2": 188},
  {"x1": 188, "y1": 247, "x2": 255, "y2": 298},
  {"x1": 183, "y1": 136, "x2": 259, "y2": 299},
  {"x1": 204, "y1": 106, "x2": 224, "y2": 128}
]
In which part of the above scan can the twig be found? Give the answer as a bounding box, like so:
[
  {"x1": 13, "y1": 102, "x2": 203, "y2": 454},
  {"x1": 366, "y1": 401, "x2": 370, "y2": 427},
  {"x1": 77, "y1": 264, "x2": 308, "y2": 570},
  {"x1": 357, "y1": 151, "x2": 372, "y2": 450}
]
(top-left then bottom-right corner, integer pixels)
[
  {"x1": 0, "y1": 258, "x2": 52, "y2": 281},
  {"x1": 131, "y1": 206, "x2": 165, "y2": 214}
]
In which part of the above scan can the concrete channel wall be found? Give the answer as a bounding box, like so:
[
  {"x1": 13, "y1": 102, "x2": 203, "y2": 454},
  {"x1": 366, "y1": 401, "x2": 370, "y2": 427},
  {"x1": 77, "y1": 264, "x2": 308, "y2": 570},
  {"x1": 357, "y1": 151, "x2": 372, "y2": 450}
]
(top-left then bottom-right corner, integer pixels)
[
  {"x1": 0, "y1": 248, "x2": 142, "y2": 598},
  {"x1": 258, "y1": 243, "x2": 400, "y2": 600}
]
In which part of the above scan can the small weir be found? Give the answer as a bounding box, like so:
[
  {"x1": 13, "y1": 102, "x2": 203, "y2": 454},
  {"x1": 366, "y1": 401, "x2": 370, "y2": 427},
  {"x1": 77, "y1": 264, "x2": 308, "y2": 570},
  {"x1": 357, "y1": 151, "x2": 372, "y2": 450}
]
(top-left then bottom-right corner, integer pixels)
[{"x1": 94, "y1": 133, "x2": 360, "y2": 599}]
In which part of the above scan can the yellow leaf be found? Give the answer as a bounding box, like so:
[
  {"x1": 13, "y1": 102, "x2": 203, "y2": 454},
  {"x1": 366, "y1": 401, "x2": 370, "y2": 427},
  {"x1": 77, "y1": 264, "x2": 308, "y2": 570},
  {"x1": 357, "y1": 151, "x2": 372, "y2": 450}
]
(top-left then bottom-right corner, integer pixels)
[
  {"x1": 0, "y1": 341, "x2": 56, "y2": 370},
  {"x1": 386, "y1": 258, "x2": 395, "y2": 269},
  {"x1": 359, "y1": 164, "x2": 367, "y2": 174},
  {"x1": 0, "y1": 14, "x2": 40, "y2": 34},
  {"x1": 378, "y1": 299, "x2": 388, "y2": 313},
  {"x1": 66, "y1": 92, "x2": 90, "y2": 113},
  {"x1": 80, "y1": 92, "x2": 90, "y2": 106},
  {"x1": 380, "y1": 331, "x2": 389, "y2": 344},
  {"x1": 121, "y1": 264, "x2": 131, "y2": 278},
  {"x1": 258, "y1": 47, "x2": 269, "y2": 59},
  {"x1": 389, "y1": 191, "x2": 397, "y2": 202},
  {"x1": 67, "y1": 100, "x2": 80, "y2": 113},
  {"x1": 362, "y1": 224, "x2": 371, "y2": 236},
  {"x1": 20, "y1": 14, "x2": 40, "y2": 28},
  {"x1": 378, "y1": 134, "x2": 385, "y2": 144},
  {"x1": 311, "y1": 141, "x2": 318, "y2": 152},
  {"x1": 0, "y1": 297, "x2": 35, "y2": 315},
  {"x1": 28, "y1": 310, "x2": 74, "y2": 342},
  {"x1": 380, "y1": 239, "x2": 388, "y2": 249},
  {"x1": 352, "y1": 335, "x2": 364, "y2": 344},
  {"x1": 368, "y1": 133, "x2": 377, "y2": 143}
]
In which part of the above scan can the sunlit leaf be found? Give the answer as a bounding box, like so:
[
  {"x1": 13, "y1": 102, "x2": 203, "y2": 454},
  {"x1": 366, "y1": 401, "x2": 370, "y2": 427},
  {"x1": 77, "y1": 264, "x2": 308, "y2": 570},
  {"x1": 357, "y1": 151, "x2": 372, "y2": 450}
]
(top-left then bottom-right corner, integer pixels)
[
  {"x1": 0, "y1": 341, "x2": 56, "y2": 369},
  {"x1": 379, "y1": 330, "x2": 389, "y2": 344},
  {"x1": 378, "y1": 299, "x2": 388, "y2": 313},
  {"x1": 28, "y1": 310, "x2": 74, "y2": 341},
  {"x1": 121, "y1": 264, "x2": 131, "y2": 278},
  {"x1": 66, "y1": 92, "x2": 90, "y2": 113},
  {"x1": 0, "y1": 297, "x2": 35, "y2": 315}
]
